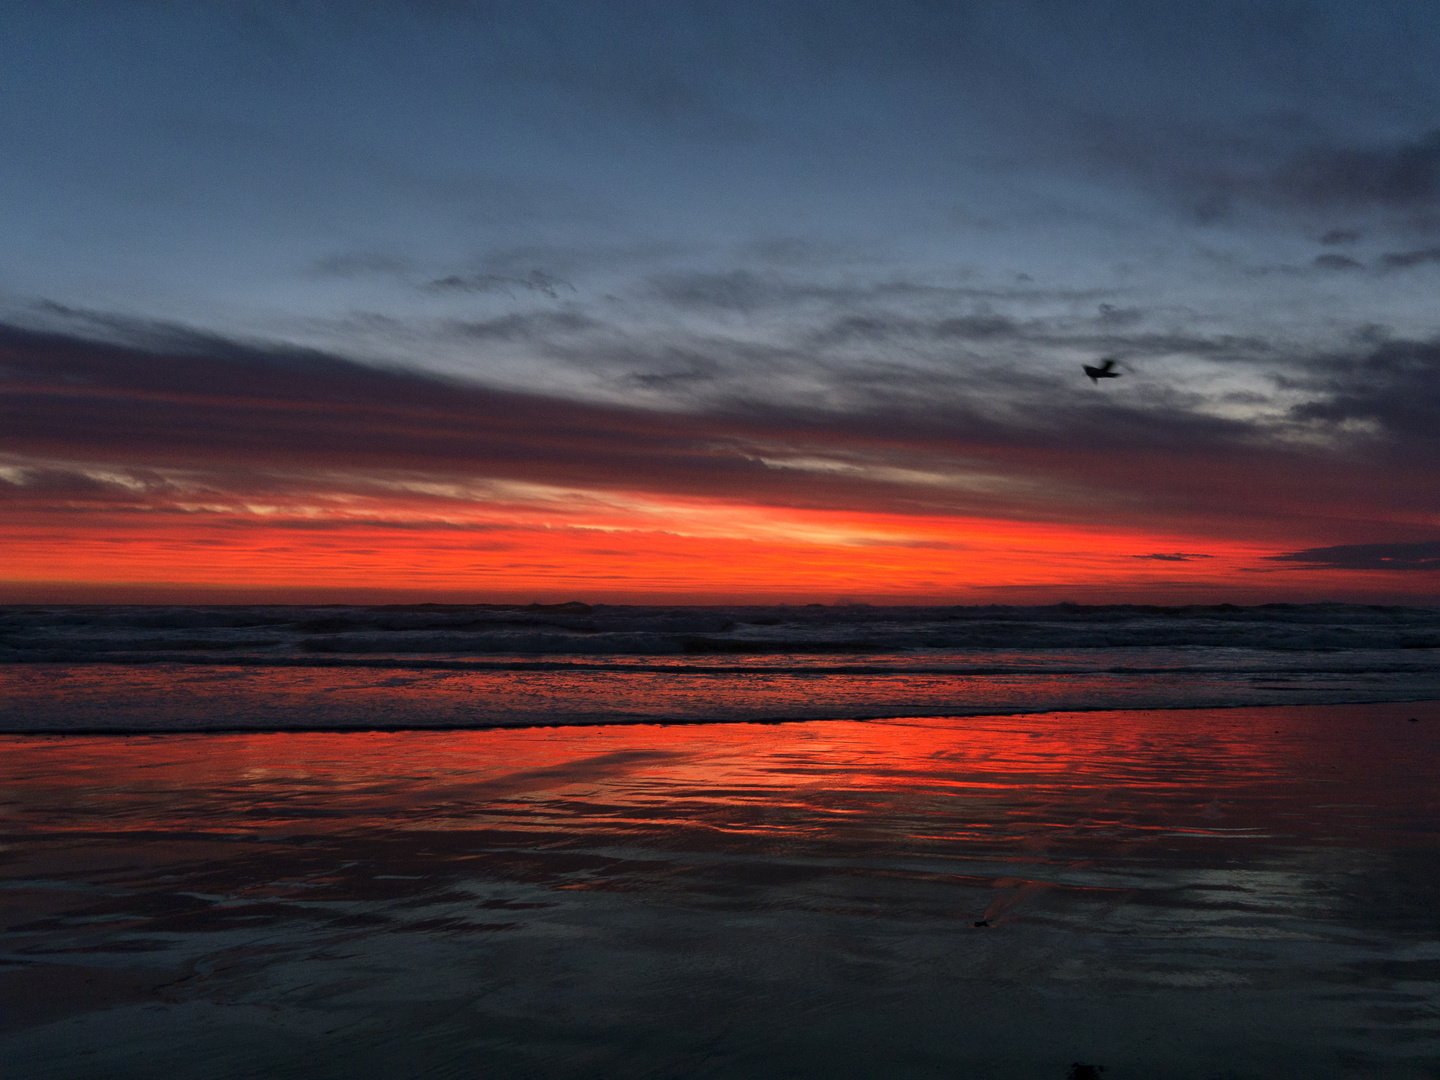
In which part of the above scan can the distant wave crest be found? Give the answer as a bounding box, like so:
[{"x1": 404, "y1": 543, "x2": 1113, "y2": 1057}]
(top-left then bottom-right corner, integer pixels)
[{"x1": 3, "y1": 602, "x2": 1438, "y2": 664}]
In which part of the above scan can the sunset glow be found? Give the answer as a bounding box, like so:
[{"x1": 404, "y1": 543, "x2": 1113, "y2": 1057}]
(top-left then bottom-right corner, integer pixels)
[
  {"x1": 3, "y1": 4, "x2": 1439, "y2": 604},
  {"x1": 3, "y1": 325, "x2": 1435, "y2": 603},
  {"x1": 3, "y1": 496, "x2": 1338, "y2": 603},
  {"x1": 4, "y1": 10, "x2": 1439, "y2": 1077}
]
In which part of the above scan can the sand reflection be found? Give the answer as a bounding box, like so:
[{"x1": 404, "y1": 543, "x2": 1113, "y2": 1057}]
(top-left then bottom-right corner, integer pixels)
[{"x1": 3, "y1": 703, "x2": 1439, "y2": 1078}]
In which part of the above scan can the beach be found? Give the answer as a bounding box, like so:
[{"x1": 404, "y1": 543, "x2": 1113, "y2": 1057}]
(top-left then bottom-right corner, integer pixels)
[
  {"x1": 4, "y1": 700, "x2": 1439, "y2": 1078},
  {"x1": 12, "y1": 4, "x2": 1440, "y2": 1074}
]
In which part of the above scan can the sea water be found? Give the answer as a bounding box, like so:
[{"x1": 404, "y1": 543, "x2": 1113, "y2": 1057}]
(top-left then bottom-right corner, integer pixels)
[
  {"x1": 3, "y1": 602, "x2": 1439, "y2": 730},
  {"x1": 2, "y1": 605, "x2": 1439, "y2": 1078}
]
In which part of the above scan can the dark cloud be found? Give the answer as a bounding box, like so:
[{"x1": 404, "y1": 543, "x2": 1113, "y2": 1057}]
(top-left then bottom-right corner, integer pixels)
[
  {"x1": 805, "y1": 308, "x2": 1269, "y2": 364},
  {"x1": 810, "y1": 315, "x2": 895, "y2": 344},
  {"x1": 1138, "y1": 129, "x2": 1440, "y2": 225},
  {"x1": 451, "y1": 311, "x2": 599, "y2": 341},
  {"x1": 1265, "y1": 541, "x2": 1440, "y2": 571},
  {"x1": 1274, "y1": 131, "x2": 1440, "y2": 211},
  {"x1": 1314, "y1": 253, "x2": 1363, "y2": 271},
  {"x1": 932, "y1": 315, "x2": 1017, "y2": 340},
  {"x1": 0, "y1": 466, "x2": 136, "y2": 499},
  {"x1": 473, "y1": 241, "x2": 695, "y2": 279},
  {"x1": 424, "y1": 270, "x2": 571, "y2": 298},
  {"x1": 1289, "y1": 337, "x2": 1440, "y2": 448},
  {"x1": 0, "y1": 320, "x2": 886, "y2": 516},
  {"x1": 25, "y1": 301, "x2": 330, "y2": 362},
  {"x1": 649, "y1": 269, "x2": 1115, "y2": 316},
  {"x1": 1319, "y1": 229, "x2": 1362, "y2": 245},
  {"x1": 1378, "y1": 246, "x2": 1440, "y2": 269},
  {"x1": 811, "y1": 313, "x2": 1020, "y2": 346},
  {"x1": 3, "y1": 316, "x2": 1434, "y2": 540},
  {"x1": 648, "y1": 269, "x2": 803, "y2": 313},
  {"x1": 1132, "y1": 553, "x2": 1214, "y2": 562},
  {"x1": 1096, "y1": 304, "x2": 1143, "y2": 326},
  {"x1": 315, "y1": 243, "x2": 685, "y2": 299},
  {"x1": 1099, "y1": 125, "x2": 1440, "y2": 227},
  {"x1": 622, "y1": 356, "x2": 720, "y2": 390}
]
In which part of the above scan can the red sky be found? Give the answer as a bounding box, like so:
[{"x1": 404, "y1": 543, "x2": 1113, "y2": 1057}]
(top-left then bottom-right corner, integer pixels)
[
  {"x1": 5, "y1": 5, "x2": 1440, "y2": 608},
  {"x1": 3, "y1": 325, "x2": 1437, "y2": 605}
]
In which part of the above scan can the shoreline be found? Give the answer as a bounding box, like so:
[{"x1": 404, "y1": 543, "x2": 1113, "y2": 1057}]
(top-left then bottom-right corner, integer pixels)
[{"x1": 3, "y1": 697, "x2": 1437, "y2": 737}]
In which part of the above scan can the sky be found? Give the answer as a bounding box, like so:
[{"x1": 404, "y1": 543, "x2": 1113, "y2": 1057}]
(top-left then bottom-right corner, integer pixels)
[{"x1": 4, "y1": 0, "x2": 1440, "y2": 604}]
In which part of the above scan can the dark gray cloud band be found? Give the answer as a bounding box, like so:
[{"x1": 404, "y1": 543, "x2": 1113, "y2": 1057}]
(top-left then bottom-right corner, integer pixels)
[
  {"x1": 1266, "y1": 541, "x2": 1440, "y2": 571},
  {"x1": 2, "y1": 314, "x2": 1436, "y2": 544}
]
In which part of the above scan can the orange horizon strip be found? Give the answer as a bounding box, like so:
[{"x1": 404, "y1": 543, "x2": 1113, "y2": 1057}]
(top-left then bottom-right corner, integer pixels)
[{"x1": 0, "y1": 506, "x2": 1411, "y2": 604}]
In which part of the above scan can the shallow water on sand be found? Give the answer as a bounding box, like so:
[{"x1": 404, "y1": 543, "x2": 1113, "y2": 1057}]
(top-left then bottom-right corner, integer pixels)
[
  {"x1": 6, "y1": 651, "x2": 1440, "y2": 732},
  {"x1": 3, "y1": 702, "x2": 1440, "y2": 1078}
]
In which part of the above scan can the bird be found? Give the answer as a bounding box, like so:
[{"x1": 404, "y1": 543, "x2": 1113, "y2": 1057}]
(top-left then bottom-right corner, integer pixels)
[{"x1": 1082, "y1": 357, "x2": 1121, "y2": 383}]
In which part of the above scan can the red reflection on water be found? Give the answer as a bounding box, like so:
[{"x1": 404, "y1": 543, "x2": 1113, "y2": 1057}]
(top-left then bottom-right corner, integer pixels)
[
  {"x1": 0, "y1": 660, "x2": 1387, "y2": 732},
  {"x1": 4, "y1": 702, "x2": 1438, "y2": 856}
]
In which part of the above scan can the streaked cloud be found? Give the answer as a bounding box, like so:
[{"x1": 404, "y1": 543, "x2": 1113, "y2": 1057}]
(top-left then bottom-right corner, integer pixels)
[
  {"x1": 4, "y1": 3, "x2": 1440, "y2": 601},
  {"x1": 1266, "y1": 541, "x2": 1440, "y2": 571}
]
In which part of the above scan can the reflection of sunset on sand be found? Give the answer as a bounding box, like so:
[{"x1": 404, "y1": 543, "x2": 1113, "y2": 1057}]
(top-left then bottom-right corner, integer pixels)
[{"x1": 3, "y1": 703, "x2": 1438, "y2": 1077}]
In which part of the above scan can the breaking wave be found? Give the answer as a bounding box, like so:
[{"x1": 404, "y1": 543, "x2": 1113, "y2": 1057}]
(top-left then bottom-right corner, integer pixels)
[
  {"x1": 4, "y1": 603, "x2": 1438, "y2": 731},
  {"x1": 4, "y1": 601, "x2": 1439, "y2": 663}
]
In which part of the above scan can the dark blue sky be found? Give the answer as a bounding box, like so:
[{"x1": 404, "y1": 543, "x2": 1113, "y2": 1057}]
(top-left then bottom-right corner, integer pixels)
[
  {"x1": 4, "y1": 2, "x2": 1440, "y2": 600},
  {"x1": 8, "y1": 3, "x2": 1440, "y2": 393}
]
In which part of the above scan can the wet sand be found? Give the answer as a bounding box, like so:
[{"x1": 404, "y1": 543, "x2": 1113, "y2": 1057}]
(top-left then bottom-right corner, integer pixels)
[{"x1": 3, "y1": 702, "x2": 1439, "y2": 1078}]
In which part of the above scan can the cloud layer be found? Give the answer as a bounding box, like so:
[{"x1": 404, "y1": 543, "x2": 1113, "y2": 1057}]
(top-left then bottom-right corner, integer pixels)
[
  {"x1": 4, "y1": 4, "x2": 1440, "y2": 600},
  {"x1": 3, "y1": 317, "x2": 1435, "y2": 547}
]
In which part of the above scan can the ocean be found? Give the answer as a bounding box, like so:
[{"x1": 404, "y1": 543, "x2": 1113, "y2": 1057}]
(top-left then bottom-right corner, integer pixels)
[
  {"x1": 2, "y1": 603, "x2": 1439, "y2": 1078},
  {"x1": 4, "y1": 601, "x2": 1440, "y2": 730}
]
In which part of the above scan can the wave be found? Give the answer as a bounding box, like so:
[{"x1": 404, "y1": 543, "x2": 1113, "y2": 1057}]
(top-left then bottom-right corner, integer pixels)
[
  {"x1": 4, "y1": 602, "x2": 1439, "y2": 663},
  {"x1": 6, "y1": 603, "x2": 1440, "y2": 732}
]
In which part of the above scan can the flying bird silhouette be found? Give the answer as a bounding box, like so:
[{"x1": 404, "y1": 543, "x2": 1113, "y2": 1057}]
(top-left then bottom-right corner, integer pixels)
[{"x1": 1083, "y1": 357, "x2": 1121, "y2": 383}]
